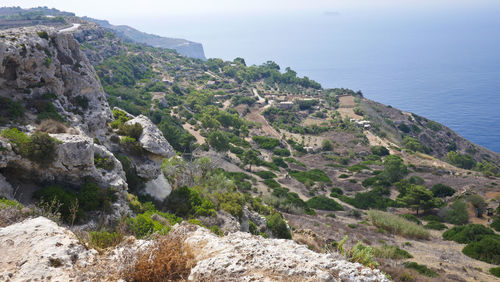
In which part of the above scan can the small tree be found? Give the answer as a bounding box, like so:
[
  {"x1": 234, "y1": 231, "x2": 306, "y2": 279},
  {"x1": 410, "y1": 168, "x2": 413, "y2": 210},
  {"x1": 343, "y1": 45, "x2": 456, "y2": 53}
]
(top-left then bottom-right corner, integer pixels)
[
  {"x1": 382, "y1": 155, "x2": 408, "y2": 183},
  {"x1": 322, "y1": 139, "x2": 333, "y2": 151},
  {"x1": 397, "y1": 185, "x2": 440, "y2": 215},
  {"x1": 207, "y1": 130, "x2": 230, "y2": 152},
  {"x1": 468, "y1": 194, "x2": 487, "y2": 218},
  {"x1": 242, "y1": 149, "x2": 259, "y2": 172}
]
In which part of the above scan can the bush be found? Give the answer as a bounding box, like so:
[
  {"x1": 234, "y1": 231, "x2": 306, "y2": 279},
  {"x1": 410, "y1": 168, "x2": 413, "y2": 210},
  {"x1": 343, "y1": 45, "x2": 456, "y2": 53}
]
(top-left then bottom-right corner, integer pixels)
[
  {"x1": 374, "y1": 244, "x2": 413, "y2": 259},
  {"x1": 110, "y1": 109, "x2": 131, "y2": 128},
  {"x1": 491, "y1": 217, "x2": 500, "y2": 232},
  {"x1": 266, "y1": 212, "x2": 292, "y2": 239},
  {"x1": 330, "y1": 187, "x2": 343, "y2": 196},
  {"x1": 165, "y1": 186, "x2": 202, "y2": 217},
  {"x1": 371, "y1": 145, "x2": 389, "y2": 156},
  {"x1": 431, "y1": 184, "x2": 455, "y2": 198},
  {"x1": 284, "y1": 157, "x2": 305, "y2": 167},
  {"x1": 117, "y1": 123, "x2": 143, "y2": 139},
  {"x1": 263, "y1": 179, "x2": 281, "y2": 188},
  {"x1": 128, "y1": 211, "x2": 181, "y2": 239},
  {"x1": 26, "y1": 132, "x2": 59, "y2": 165},
  {"x1": 402, "y1": 262, "x2": 438, "y2": 277},
  {"x1": 36, "y1": 119, "x2": 68, "y2": 134},
  {"x1": 399, "y1": 214, "x2": 422, "y2": 225},
  {"x1": 252, "y1": 136, "x2": 280, "y2": 149},
  {"x1": 37, "y1": 30, "x2": 49, "y2": 39},
  {"x1": 368, "y1": 210, "x2": 430, "y2": 240},
  {"x1": 273, "y1": 148, "x2": 290, "y2": 156},
  {"x1": 124, "y1": 235, "x2": 195, "y2": 281},
  {"x1": 306, "y1": 196, "x2": 344, "y2": 211},
  {"x1": 446, "y1": 151, "x2": 476, "y2": 169},
  {"x1": 462, "y1": 235, "x2": 500, "y2": 264},
  {"x1": 422, "y1": 214, "x2": 442, "y2": 222},
  {"x1": 89, "y1": 230, "x2": 123, "y2": 249},
  {"x1": 338, "y1": 174, "x2": 349, "y2": 179},
  {"x1": 442, "y1": 224, "x2": 496, "y2": 244},
  {"x1": 290, "y1": 169, "x2": 331, "y2": 184},
  {"x1": 272, "y1": 156, "x2": 288, "y2": 168},
  {"x1": 94, "y1": 153, "x2": 115, "y2": 171},
  {"x1": 490, "y1": 267, "x2": 500, "y2": 278},
  {"x1": 254, "y1": 170, "x2": 277, "y2": 179},
  {"x1": 33, "y1": 185, "x2": 78, "y2": 222},
  {"x1": 424, "y1": 221, "x2": 447, "y2": 230},
  {"x1": 441, "y1": 200, "x2": 469, "y2": 225}
]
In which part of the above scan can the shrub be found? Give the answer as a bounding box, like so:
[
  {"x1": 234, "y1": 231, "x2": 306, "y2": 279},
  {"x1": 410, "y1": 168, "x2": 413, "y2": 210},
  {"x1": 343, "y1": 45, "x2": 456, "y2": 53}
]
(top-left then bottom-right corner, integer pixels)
[
  {"x1": 117, "y1": 123, "x2": 143, "y2": 139},
  {"x1": 424, "y1": 221, "x2": 447, "y2": 230},
  {"x1": 120, "y1": 136, "x2": 143, "y2": 155},
  {"x1": 368, "y1": 210, "x2": 430, "y2": 240},
  {"x1": 399, "y1": 214, "x2": 422, "y2": 225},
  {"x1": 273, "y1": 148, "x2": 290, "y2": 156},
  {"x1": 462, "y1": 235, "x2": 500, "y2": 264},
  {"x1": 442, "y1": 224, "x2": 496, "y2": 244},
  {"x1": 291, "y1": 169, "x2": 331, "y2": 184},
  {"x1": 422, "y1": 214, "x2": 442, "y2": 222},
  {"x1": 446, "y1": 151, "x2": 476, "y2": 169},
  {"x1": 214, "y1": 191, "x2": 244, "y2": 218},
  {"x1": 252, "y1": 136, "x2": 280, "y2": 150},
  {"x1": 1, "y1": 128, "x2": 30, "y2": 156},
  {"x1": 338, "y1": 174, "x2": 349, "y2": 179},
  {"x1": 0, "y1": 97, "x2": 24, "y2": 120},
  {"x1": 491, "y1": 217, "x2": 500, "y2": 232},
  {"x1": 272, "y1": 156, "x2": 288, "y2": 168},
  {"x1": 402, "y1": 262, "x2": 438, "y2": 277},
  {"x1": 490, "y1": 267, "x2": 500, "y2": 278},
  {"x1": 408, "y1": 176, "x2": 424, "y2": 185},
  {"x1": 306, "y1": 196, "x2": 344, "y2": 211},
  {"x1": 371, "y1": 146, "x2": 389, "y2": 156},
  {"x1": 441, "y1": 200, "x2": 469, "y2": 225},
  {"x1": 374, "y1": 244, "x2": 413, "y2": 259},
  {"x1": 381, "y1": 155, "x2": 407, "y2": 183},
  {"x1": 266, "y1": 212, "x2": 292, "y2": 239},
  {"x1": 33, "y1": 185, "x2": 78, "y2": 222},
  {"x1": 254, "y1": 170, "x2": 277, "y2": 179},
  {"x1": 73, "y1": 95, "x2": 89, "y2": 109},
  {"x1": 94, "y1": 153, "x2": 115, "y2": 171},
  {"x1": 0, "y1": 198, "x2": 23, "y2": 210},
  {"x1": 330, "y1": 187, "x2": 343, "y2": 196},
  {"x1": 37, "y1": 30, "x2": 49, "y2": 39},
  {"x1": 36, "y1": 119, "x2": 68, "y2": 134},
  {"x1": 110, "y1": 109, "x2": 131, "y2": 128},
  {"x1": 89, "y1": 230, "x2": 123, "y2": 249},
  {"x1": 263, "y1": 179, "x2": 281, "y2": 188},
  {"x1": 26, "y1": 132, "x2": 59, "y2": 165},
  {"x1": 36, "y1": 101, "x2": 64, "y2": 122},
  {"x1": 128, "y1": 212, "x2": 172, "y2": 239},
  {"x1": 124, "y1": 235, "x2": 195, "y2": 281},
  {"x1": 431, "y1": 184, "x2": 455, "y2": 198},
  {"x1": 336, "y1": 237, "x2": 378, "y2": 268},
  {"x1": 165, "y1": 186, "x2": 202, "y2": 217}
]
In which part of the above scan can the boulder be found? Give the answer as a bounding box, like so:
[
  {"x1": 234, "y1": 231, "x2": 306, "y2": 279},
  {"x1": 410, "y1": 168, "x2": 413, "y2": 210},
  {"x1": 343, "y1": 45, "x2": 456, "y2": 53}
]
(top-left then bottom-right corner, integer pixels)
[{"x1": 125, "y1": 115, "x2": 174, "y2": 158}]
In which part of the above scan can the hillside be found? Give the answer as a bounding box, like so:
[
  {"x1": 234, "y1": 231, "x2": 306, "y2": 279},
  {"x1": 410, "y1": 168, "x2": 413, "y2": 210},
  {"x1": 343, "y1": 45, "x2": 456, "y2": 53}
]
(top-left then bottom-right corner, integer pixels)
[{"x1": 1, "y1": 15, "x2": 500, "y2": 282}]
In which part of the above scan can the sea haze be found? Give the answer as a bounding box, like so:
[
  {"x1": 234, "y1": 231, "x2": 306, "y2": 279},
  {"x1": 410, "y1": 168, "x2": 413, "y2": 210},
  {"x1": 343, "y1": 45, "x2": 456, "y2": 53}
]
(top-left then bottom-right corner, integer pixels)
[{"x1": 119, "y1": 5, "x2": 500, "y2": 153}]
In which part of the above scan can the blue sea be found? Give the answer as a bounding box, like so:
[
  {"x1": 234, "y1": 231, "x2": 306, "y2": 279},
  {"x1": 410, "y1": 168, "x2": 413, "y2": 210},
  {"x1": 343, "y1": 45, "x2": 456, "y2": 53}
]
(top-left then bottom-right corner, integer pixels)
[{"x1": 118, "y1": 4, "x2": 500, "y2": 153}]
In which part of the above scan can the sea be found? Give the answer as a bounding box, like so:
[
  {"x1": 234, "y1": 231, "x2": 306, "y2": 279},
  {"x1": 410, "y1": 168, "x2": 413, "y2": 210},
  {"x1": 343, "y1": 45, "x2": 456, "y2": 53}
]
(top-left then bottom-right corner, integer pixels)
[{"x1": 117, "y1": 4, "x2": 500, "y2": 153}]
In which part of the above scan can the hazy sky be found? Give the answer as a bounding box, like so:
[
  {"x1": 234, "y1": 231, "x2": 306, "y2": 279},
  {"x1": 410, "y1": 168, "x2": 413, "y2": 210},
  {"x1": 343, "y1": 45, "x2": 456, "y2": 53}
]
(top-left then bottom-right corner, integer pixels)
[{"x1": 4, "y1": 0, "x2": 499, "y2": 22}]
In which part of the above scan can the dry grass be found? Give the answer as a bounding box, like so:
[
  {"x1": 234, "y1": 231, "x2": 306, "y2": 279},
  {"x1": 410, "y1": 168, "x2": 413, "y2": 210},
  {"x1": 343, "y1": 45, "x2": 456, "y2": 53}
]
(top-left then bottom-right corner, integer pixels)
[
  {"x1": 36, "y1": 119, "x2": 69, "y2": 134},
  {"x1": 368, "y1": 210, "x2": 430, "y2": 240},
  {"x1": 124, "y1": 234, "x2": 196, "y2": 281}
]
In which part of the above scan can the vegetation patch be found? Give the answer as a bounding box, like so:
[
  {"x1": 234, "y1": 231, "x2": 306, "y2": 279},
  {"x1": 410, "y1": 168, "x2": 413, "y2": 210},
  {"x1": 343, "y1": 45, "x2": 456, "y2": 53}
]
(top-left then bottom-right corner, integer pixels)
[
  {"x1": 374, "y1": 244, "x2": 413, "y2": 259},
  {"x1": 290, "y1": 169, "x2": 331, "y2": 184},
  {"x1": 266, "y1": 212, "x2": 292, "y2": 239},
  {"x1": 462, "y1": 235, "x2": 500, "y2": 264},
  {"x1": 424, "y1": 221, "x2": 447, "y2": 230},
  {"x1": 254, "y1": 170, "x2": 277, "y2": 179},
  {"x1": 402, "y1": 262, "x2": 438, "y2": 277},
  {"x1": 442, "y1": 224, "x2": 496, "y2": 244},
  {"x1": 368, "y1": 210, "x2": 430, "y2": 240},
  {"x1": 306, "y1": 196, "x2": 344, "y2": 211},
  {"x1": 252, "y1": 135, "x2": 280, "y2": 150}
]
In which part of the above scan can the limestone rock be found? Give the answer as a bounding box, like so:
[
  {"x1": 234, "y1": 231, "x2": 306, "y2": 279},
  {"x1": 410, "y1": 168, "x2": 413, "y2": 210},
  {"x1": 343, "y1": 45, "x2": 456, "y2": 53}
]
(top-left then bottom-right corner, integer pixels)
[
  {"x1": 144, "y1": 173, "x2": 172, "y2": 201},
  {"x1": 125, "y1": 115, "x2": 174, "y2": 158},
  {"x1": 0, "y1": 217, "x2": 96, "y2": 281},
  {"x1": 0, "y1": 174, "x2": 14, "y2": 200}
]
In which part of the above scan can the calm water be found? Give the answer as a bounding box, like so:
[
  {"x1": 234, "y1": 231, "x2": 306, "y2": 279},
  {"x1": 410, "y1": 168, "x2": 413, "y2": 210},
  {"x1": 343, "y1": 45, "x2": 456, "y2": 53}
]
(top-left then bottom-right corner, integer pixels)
[{"x1": 117, "y1": 5, "x2": 500, "y2": 153}]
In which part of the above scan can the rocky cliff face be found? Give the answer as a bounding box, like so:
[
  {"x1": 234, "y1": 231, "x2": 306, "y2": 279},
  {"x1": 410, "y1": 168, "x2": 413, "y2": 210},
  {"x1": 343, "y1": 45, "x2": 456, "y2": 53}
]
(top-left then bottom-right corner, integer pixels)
[{"x1": 0, "y1": 26, "x2": 174, "y2": 211}]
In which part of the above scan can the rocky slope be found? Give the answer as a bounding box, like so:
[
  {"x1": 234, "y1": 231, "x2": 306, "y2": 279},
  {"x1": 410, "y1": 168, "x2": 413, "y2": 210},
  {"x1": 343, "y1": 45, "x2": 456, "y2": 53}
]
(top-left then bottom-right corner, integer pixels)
[
  {"x1": 0, "y1": 217, "x2": 388, "y2": 281},
  {"x1": 82, "y1": 17, "x2": 206, "y2": 60}
]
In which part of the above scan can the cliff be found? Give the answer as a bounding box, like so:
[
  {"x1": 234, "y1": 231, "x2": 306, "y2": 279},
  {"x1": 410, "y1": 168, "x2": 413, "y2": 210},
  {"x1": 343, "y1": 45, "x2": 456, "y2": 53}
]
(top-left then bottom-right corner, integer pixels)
[{"x1": 82, "y1": 17, "x2": 206, "y2": 60}]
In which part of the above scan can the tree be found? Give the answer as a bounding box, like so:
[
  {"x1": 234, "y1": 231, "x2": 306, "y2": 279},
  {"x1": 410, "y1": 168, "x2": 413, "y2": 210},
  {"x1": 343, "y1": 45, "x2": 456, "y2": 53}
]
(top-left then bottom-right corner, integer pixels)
[
  {"x1": 382, "y1": 155, "x2": 408, "y2": 183},
  {"x1": 322, "y1": 139, "x2": 333, "y2": 151},
  {"x1": 397, "y1": 185, "x2": 440, "y2": 215},
  {"x1": 242, "y1": 149, "x2": 259, "y2": 172},
  {"x1": 468, "y1": 194, "x2": 487, "y2": 218},
  {"x1": 207, "y1": 130, "x2": 230, "y2": 152},
  {"x1": 431, "y1": 184, "x2": 456, "y2": 198}
]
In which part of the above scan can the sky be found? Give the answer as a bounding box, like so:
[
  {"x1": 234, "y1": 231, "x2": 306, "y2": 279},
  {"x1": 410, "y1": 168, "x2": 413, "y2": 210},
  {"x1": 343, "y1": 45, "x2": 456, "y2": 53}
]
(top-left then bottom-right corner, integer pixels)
[{"x1": 4, "y1": 0, "x2": 499, "y2": 21}]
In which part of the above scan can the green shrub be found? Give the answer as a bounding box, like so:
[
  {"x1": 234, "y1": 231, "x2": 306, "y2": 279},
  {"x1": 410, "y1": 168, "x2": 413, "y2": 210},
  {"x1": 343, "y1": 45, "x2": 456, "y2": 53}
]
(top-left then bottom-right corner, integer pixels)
[
  {"x1": 215, "y1": 191, "x2": 244, "y2": 218},
  {"x1": 408, "y1": 176, "x2": 425, "y2": 185},
  {"x1": 110, "y1": 109, "x2": 131, "y2": 128},
  {"x1": 490, "y1": 267, "x2": 500, "y2": 278},
  {"x1": 0, "y1": 198, "x2": 23, "y2": 210},
  {"x1": 368, "y1": 210, "x2": 430, "y2": 240},
  {"x1": 254, "y1": 170, "x2": 277, "y2": 179},
  {"x1": 117, "y1": 123, "x2": 143, "y2": 139},
  {"x1": 33, "y1": 185, "x2": 78, "y2": 222},
  {"x1": 273, "y1": 148, "x2": 291, "y2": 156},
  {"x1": 306, "y1": 196, "x2": 344, "y2": 211},
  {"x1": 400, "y1": 214, "x2": 422, "y2": 225},
  {"x1": 491, "y1": 217, "x2": 500, "y2": 232},
  {"x1": 26, "y1": 132, "x2": 59, "y2": 165},
  {"x1": 120, "y1": 136, "x2": 143, "y2": 155},
  {"x1": 431, "y1": 184, "x2": 455, "y2": 198},
  {"x1": 0, "y1": 97, "x2": 24, "y2": 120},
  {"x1": 263, "y1": 179, "x2": 281, "y2": 188},
  {"x1": 446, "y1": 151, "x2": 476, "y2": 169},
  {"x1": 442, "y1": 200, "x2": 469, "y2": 225},
  {"x1": 424, "y1": 221, "x2": 447, "y2": 230},
  {"x1": 272, "y1": 156, "x2": 288, "y2": 168},
  {"x1": 73, "y1": 95, "x2": 89, "y2": 109},
  {"x1": 248, "y1": 220, "x2": 258, "y2": 235},
  {"x1": 165, "y1": 186, "x2": 202, "y2": 217},
  {"x1": 94, "y1": 153, "x2": 115, "y2": 171},
  {"x1": 284, "y1": 157, "x2": 305, "y2": 167},
  {"x1": 37, "y1": 30, "x2": 49, "y2": 39},
  {"x1": 252, "y1": 136, "x2": 280, "y2": 149},
  {"x1": 462, "y1": 235, "x2": 500, "y2": 264},
  {"x1": 36, "y1": 101, "x2": 64, "y2": 122},
  {"x1": 338, "y1": 174, "x2": 349, "y2": 179},
  {"x1": 422, "y1": 214, "x2": 442, "y2": 222},
  {"x1": 402, "y1": 262, "x2": 438, "y2": 277},
  {"x1": 128, "y1": 210, "x2": 182, "y2": 239},
  {"x1": 266, "y1": 212, "x2": 291, "y2": 239},
  {"x1": 89, "y1": 230, "x2": 123, "y2": 249},
  {"x1": 1, "y1": 128, "x2": 30, "y2": 156},
  {"x1": 337, "y1": 237, "x2": 379, "y2": 268},
  {"x1": 374, "y1": 244, "x2": 413, "y2": 259},
  {"x1": 290, "y1": 169, "x2": 331, "y2": 184},
  {"x1": 370, "y1": 145, "x2": 389, "y2": 156},
  {"x1": 442, "y1": 224, "x2": 496, "y2": 244},
  {"x1": 330, "y1": 187, "x2": 343, "y2": 196}
]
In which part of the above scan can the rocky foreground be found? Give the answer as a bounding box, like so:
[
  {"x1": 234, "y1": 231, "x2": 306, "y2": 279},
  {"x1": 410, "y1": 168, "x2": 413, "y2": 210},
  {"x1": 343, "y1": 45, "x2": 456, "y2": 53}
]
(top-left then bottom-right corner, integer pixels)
[{"x1": 0, "y1": 217, "x2": 389, "y2": 281}]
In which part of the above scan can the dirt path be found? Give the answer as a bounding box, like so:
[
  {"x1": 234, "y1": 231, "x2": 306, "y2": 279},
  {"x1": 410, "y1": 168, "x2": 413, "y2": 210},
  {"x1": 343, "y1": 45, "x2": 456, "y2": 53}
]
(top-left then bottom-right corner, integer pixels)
[
  {"x1": 183, "y1": 123, "x2": 205, "y2": 144},
  {"x1": 58, "y1": 23, "x2": 80, "y2": 33},
  {"x1": 245, "y1": 107, "x2": 281, "y2": 139}
]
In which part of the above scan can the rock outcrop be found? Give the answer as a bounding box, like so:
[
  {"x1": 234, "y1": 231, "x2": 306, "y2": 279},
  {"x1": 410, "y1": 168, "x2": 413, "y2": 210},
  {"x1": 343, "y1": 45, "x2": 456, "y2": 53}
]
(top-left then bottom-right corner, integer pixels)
[{"x1": 0, "y1": 217, "x2": 389, "y2": 281}]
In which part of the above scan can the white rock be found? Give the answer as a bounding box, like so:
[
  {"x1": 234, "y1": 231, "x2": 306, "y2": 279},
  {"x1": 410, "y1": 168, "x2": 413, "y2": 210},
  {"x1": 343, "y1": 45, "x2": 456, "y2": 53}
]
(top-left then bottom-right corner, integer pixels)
[
  {"x1": 125, "y1": 115, "x2": 174, "y2": 158},
  {"x1": 144, "y1": 173, "x2": 172, "y2": 201}
]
